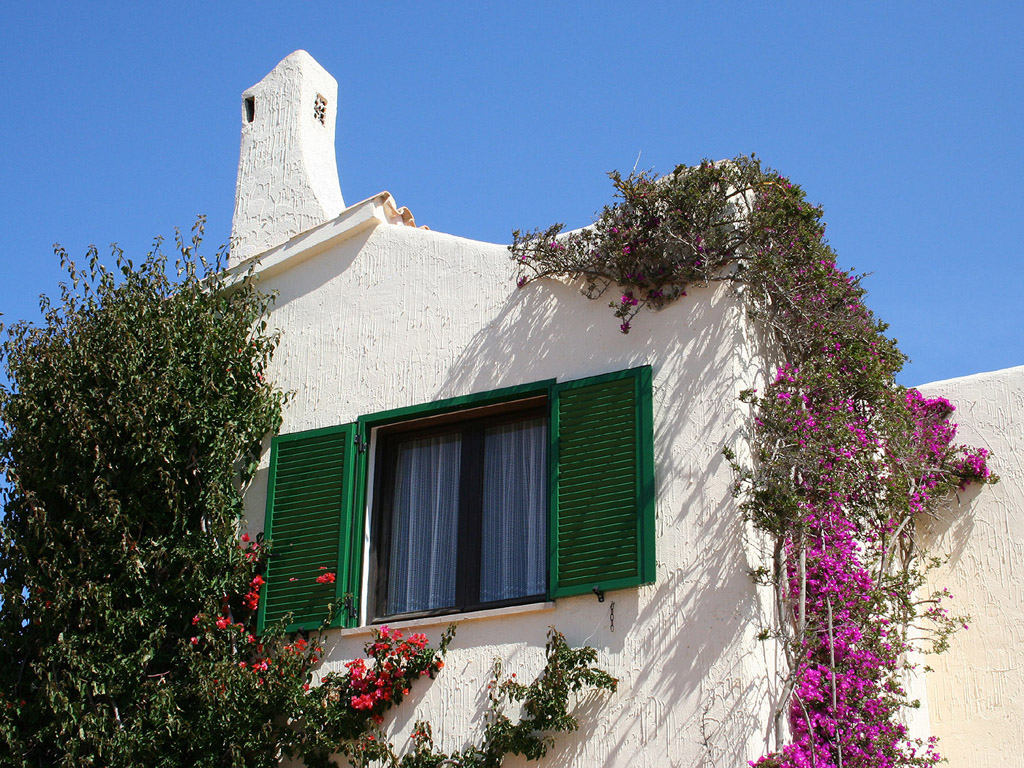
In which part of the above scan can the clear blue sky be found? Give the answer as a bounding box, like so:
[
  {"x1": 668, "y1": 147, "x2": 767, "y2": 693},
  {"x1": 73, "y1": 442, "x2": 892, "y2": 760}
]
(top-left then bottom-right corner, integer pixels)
[{"x1": 1, "y1": 2, "x2": 1021, "y2": 387}]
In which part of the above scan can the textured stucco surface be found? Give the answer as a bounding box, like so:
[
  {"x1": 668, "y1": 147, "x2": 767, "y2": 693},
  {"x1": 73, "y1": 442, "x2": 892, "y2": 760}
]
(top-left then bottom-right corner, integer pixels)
[
  {"x1": 916, "y1": 366, "x2": 1024, "y2": 767},
  {"x1": 242, "y1": 213, "x2": 784, "y2": 767},
  {"x1": 230, "y1": 51, "x2": 345, "y2": 264}
]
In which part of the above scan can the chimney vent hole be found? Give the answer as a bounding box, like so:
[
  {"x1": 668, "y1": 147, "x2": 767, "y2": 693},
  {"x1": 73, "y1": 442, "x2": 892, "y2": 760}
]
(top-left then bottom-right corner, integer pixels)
[
  {"x1": 314, "y1": 94, "x2": 327, "y2": 126},
  {"x1": 244, "y1": 96, "x2": 255, "y2": 124}
]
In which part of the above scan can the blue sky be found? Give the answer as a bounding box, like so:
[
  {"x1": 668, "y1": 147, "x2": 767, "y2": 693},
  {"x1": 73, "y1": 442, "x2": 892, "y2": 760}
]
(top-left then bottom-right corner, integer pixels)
[{"x1": 1, "y1": 2, "x2": 1021, "y2": 387}]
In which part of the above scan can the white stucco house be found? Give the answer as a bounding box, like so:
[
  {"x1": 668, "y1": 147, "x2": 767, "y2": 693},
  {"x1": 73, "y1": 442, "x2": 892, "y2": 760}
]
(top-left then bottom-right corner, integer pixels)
[{"x1": 233, "y1": 52, "x2": 1024, "y2": 768}]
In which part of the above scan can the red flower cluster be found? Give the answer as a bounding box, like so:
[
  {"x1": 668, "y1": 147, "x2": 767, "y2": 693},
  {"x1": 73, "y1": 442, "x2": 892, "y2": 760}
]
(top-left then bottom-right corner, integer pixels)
[
  {"x1": 240, "y1": 532, "x2": 262, "y2": 562},
  {"x1": 316, "y1": 627, "x2": 446, "y2": 720},
  {"x1": 243, "y1": 574, "x2": 264, "y2": 611},
  {"x1": 314, "y1": 572, "x2": 336, "y2": 584},
  {"x1": 184, "y1": 532, "x2": 342, "y2": 711}
]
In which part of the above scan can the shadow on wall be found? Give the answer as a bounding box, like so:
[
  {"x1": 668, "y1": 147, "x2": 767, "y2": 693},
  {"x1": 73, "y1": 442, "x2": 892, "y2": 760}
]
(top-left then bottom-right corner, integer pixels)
[
  {"x1": 433, "y1": 277, "x2": 774, "y2": 767},
  {"x1": 916, "y1": 483, "x2": 982, "y2": 567},
  {"x1": 260, "y1": 242, "x2": 779, "y2": 765},
  {"x1": 256, "y1": 227, "x2": 375, "y2": 316}
]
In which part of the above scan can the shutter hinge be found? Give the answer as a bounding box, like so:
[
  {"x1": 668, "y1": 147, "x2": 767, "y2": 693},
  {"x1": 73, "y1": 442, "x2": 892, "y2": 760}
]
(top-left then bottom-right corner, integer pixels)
[
  {"x1": 343, "y1": 593, "x2": 359, "y2": 622},
  {"x1": 353, "y1": 432, "x2": 368, "y2": 453}
]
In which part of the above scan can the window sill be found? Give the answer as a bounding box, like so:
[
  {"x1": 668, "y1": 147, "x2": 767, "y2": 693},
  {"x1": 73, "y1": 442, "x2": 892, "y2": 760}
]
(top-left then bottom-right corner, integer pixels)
[{"x1": 336, "y1": 601, "x2": 557, "y2": 639}]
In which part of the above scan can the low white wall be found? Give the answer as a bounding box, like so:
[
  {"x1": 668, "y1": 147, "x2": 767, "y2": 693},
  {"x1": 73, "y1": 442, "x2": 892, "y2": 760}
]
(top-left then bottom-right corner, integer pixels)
[
  {"x1": 244, "y1": 215, "x2": 782, "y2": 767},
  {"x1": 917, "y1": 366, "x2": 1024, "y2": 766}
]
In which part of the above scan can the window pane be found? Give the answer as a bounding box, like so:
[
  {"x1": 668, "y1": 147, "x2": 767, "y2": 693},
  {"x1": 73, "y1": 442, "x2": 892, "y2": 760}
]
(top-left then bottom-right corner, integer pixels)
[
  {"x1": 480, "y1": 418, "x2": 547, "y2": 602},
  {"x1": 387, "y1": 433, "x2": 461, "y2": 614}
]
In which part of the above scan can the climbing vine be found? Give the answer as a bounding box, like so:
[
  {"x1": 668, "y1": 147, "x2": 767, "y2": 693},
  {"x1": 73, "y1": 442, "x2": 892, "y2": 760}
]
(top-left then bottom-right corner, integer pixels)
[
  {"x1": 511, "y1": 156, "x2": 996, "y2": 768},
  {"x1": 339, "y1": 627, "x2": 616, "y2": 768}
]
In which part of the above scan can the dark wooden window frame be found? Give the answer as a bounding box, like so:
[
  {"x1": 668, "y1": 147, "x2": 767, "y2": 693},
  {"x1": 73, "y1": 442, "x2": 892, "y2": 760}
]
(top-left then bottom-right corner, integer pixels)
[{"x1": 367, "y1": 399, "x2": 548, "y2": 623}]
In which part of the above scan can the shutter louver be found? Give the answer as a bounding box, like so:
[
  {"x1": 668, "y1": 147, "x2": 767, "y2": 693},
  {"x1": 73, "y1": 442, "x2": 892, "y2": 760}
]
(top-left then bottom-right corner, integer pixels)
[
  {"x1": 259, "y1": 423, "x2": 356, "y2": 632},
  {"x1": 550, "y1": 366, "x2": 655, "y2": 598}
]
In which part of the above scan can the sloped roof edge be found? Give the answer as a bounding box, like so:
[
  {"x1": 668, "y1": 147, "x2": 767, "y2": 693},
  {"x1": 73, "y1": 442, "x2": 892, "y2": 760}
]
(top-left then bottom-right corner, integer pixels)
[
  {"x1": 915, "y1": 364, "x2": 1024, "y2": 391},
  {"x1": 227, "y1": 191, "x2": 423, "y2": 282}
]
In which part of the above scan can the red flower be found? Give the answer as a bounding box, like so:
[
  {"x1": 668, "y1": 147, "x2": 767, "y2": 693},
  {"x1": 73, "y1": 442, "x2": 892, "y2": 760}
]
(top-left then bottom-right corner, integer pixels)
[
  {"x1": 215, "y1": 616, "x2": 230, "y2": 629},
  {"x1": 315, "y1": 572, "x2": 336, "y2": 584},
  {"x1": 351, "y1": 693, "x2": 375, "y2": 710}
]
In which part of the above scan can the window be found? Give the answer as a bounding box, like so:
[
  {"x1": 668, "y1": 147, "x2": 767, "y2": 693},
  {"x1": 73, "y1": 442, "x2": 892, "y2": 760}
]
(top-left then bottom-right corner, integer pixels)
[
  {"x1": 258, "y1": 366, "x2": 655, "y2": 633},
  {"x1": 369, "y1": 400, "x2": 548, "y2": 620}
]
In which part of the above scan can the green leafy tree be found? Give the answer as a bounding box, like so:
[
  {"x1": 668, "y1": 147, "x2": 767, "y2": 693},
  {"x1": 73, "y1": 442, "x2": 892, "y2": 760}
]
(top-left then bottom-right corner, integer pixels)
[
  {"x1": 0, "y1": 223, "x2": 294, "y2": 766},
  {"x1": 0, "y1": 224, "x2": 616, "y2": 768}
]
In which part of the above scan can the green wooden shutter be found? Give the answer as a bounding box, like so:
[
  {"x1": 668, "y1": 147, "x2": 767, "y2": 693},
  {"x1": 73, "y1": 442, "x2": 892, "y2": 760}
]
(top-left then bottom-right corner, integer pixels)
[
  {"x1": 549, "y1": 366, "x2": 655, "y2": 598},
  {"x1": 258, "y1": 423, "x2": 357, "y2": 633}
]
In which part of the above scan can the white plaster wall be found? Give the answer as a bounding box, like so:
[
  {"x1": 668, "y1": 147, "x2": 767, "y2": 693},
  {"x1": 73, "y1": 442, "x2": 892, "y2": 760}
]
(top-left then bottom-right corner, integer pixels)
[
  {"x1": 243, "y1": 216, "x2": 783, "y2": 767},
  {"x1": 230, "y1": 51, "x2": 345, "y2": 264},
  {"x1": 916, "y1": 367, "x2": 1024, "y2": 767}
]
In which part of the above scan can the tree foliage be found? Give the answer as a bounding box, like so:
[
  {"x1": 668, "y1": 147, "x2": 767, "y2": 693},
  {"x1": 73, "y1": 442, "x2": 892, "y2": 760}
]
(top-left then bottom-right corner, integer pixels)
[
  {"x1": 0, "y1": 223, "x2": 292, "y2": 766},
  {"x1": 0, "y1": 224, "x2": 616, "y2": 768}
]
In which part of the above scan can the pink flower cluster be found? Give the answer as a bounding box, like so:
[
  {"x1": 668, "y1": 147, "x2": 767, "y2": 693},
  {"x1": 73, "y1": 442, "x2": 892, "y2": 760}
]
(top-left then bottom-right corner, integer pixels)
[
  {"x1": 752, "y1": 346, "x2": 989, "y2": 767},
  {"x1": 509, "y1": 160, "x2": 997, "y2": 768},
  {"x1": 955, "y1": 447, "x2": 992, "y2": 487}
]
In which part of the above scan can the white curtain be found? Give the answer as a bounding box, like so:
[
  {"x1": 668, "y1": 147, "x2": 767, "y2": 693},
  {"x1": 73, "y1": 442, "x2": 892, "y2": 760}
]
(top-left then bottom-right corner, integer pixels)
[
  {"x1": 387, "y1": 433, "x2": 461, "y2": 614},
  {"x1": 480, "y1": 418, "x2": 547, "y2": 602}
]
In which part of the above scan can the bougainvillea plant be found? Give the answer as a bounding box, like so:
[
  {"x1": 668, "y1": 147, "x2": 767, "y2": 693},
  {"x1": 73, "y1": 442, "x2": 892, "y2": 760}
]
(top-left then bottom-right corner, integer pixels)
[
  {"x1": 0, "y1": 222, "x2": 615, "y2": 767},
  {"x1": 511, "y1": 155, "x2": 996, "y2": 768}
]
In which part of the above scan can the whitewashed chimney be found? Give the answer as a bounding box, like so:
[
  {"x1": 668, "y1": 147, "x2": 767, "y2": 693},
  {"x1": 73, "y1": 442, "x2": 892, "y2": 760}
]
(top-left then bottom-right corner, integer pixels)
[{"x1": 230, "y1": 50, "x2": 345, "y2": 263}]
